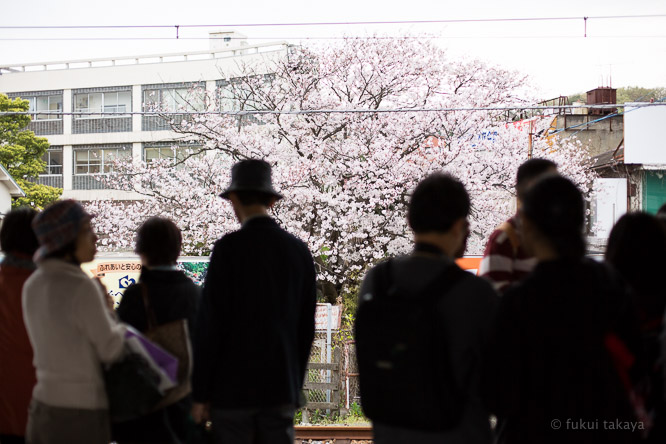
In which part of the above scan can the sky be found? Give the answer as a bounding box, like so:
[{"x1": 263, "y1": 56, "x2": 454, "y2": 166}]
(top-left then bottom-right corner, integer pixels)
[{"x1": 1, "y1": 0, "x2": 665, "y2": 99}]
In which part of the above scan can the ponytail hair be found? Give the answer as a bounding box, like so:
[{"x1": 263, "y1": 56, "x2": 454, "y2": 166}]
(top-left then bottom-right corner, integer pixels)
[{"x1": 522, "y1": 176, "x2": 586, "y2": 259}]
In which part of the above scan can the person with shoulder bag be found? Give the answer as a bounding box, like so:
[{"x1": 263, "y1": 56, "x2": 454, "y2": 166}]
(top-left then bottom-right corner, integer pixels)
[
  {"x1": 113, "y1": 217, "x2": 201, "y2": 444},
  {"x1": 22, "y1": 200, "x2": 126, "y2": 444}
]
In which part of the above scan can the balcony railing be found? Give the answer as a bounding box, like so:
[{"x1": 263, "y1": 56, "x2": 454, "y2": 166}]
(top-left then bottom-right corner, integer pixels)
[
  {"x1": 72, "y1": 174, "x2": 112, "y2": 190},
  {"x1": 34, "y1": 174, "x2": 63, "y2": 188}
]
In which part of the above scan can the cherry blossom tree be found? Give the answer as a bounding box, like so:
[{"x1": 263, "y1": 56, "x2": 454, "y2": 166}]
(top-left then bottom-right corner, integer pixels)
[{"x1": 88, "y1": 37, "x2": 595, "y2": 300}]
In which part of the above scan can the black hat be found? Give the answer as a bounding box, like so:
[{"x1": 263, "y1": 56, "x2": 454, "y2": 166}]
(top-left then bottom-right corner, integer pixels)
[{"x1": 220, "y1": 159, "x2": 283, "y2": 200}]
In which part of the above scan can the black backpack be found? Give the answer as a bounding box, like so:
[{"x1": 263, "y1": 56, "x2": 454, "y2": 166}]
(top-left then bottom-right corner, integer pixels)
[{"x1": 355, "y1": 259, "x2": 467, "y2": 431}]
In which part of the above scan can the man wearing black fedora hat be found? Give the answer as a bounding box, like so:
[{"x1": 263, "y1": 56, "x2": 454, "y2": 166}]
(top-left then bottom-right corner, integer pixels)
[{"x1": 191, "y1": 159, "x2": 316, "y2": 444}]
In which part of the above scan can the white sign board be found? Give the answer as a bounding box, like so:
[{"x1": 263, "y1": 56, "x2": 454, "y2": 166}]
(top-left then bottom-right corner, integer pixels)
[
  {"x1": 592, "y1": 178, "x2": 627, "y2": 238},
  {"x1": 624, "y1": 104, "x2": 666, "y2": 164},
  {"x1": 315, "y1": 303, "x2": 342, "y2": 331}
]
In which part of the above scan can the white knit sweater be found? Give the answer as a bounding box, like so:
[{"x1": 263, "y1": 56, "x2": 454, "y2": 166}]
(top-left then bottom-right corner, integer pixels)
[{"x1": 22, "y1": 259, "x2": 125, "y2": 410}]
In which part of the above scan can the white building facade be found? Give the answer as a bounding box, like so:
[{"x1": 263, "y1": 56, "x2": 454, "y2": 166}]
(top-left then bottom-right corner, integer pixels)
[{"x1": 0, "y1": 32, "x2": 289, "y2": 201}]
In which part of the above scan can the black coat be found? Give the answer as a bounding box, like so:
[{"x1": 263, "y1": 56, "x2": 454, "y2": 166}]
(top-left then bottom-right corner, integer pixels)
[
  {"x1": 114, "y1": 268, "x2": 201, "y2": 444},
  {"x1": 192, "y1": 216, "x2": 316, "y2": 410},
  {"x1": 485, "y1": 258, "x2": 644, "y2": 444}
]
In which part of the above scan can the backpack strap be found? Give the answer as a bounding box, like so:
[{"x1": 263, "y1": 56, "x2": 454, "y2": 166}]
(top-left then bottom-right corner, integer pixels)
[
  {"x1": 371, "y1": 257, "x2": 467, "y2": 306},
  {"x1": 140, "y1": 283, "x2": 158, "y2": 332}
]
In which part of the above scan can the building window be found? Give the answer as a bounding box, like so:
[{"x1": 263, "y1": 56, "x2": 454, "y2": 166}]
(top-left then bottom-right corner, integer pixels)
[
  {"x1": 144, "y1": 146, "x2": 183, "y2": 163},
  {"x1": 143, "y1": 143, "x2": 203, "y2": 166},
  {"x1": 42, "y1": 148, "x2": 63, "y2": 175},
  {"x1": 27, "y1": 95, "x2": 63, "y2": 121},
  {"x1": 73, "y1": 91, "x2": 131, "y2": 118},
  {"x1": 74, "y1": 146, "x2": 131, "y2": 174},
  {"x1": 143, "y1": 88, "x2": 204, "y2": 112}
]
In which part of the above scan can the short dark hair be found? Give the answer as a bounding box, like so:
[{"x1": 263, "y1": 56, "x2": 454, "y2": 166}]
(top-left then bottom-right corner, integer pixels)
[
  {"x1": 516, "y1": 158, "x2": 557, "y2": 200},
  {"x1": 135, "y1": 217, "x2": 182, "y2": 266},
  {"x1": 0, "y1": 207, "x2": 39, "y2": 255},
  {"x1": 522, "y1": 176, "x2": 585, "y2": 259},
  {"x1": 408, "y1": 173, "x2": 470, "y2": 234},
  {"x1": 234, "y1": 190, "x2": 276, "y2": 206},
  {"x1": 606, "y1": 212, "x2": 666, "y2": 308},
  {"x1": 658, "y1": 202, "x2": 666, "y2": 217}
]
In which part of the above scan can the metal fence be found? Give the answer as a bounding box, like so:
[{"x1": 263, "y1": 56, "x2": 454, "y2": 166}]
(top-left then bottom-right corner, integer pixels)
[{"x1": 303, "y1": 332, "x2": 361, "y2": 417}]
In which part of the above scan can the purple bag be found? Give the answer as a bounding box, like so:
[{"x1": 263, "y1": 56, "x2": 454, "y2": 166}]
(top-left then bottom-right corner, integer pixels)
[{"x1": 125, "y1": 326, "x2": 178, "y2": 392}]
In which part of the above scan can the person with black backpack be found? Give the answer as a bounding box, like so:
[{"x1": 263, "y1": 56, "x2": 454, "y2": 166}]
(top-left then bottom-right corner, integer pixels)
[{"x1": 355, "y1": 172, "x2": 499, "y2": 444}]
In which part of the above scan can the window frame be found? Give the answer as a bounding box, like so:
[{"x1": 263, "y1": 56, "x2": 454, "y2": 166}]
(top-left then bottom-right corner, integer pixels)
[
  {"x1": 41, "y1": 148, "x2": 64, "y2": 175},
  {"x1": 143, "y1": 87, "x2": 204, "y2": 113},
  {"x1": 73, "y1": 91, "x2": 132, "y2": 120},
  {"x1": 27, "y1": 95, "x2": 63, "y2": 121},
  {"x1": 73, "y1": 146, "x2": 132, "y2": 175}
]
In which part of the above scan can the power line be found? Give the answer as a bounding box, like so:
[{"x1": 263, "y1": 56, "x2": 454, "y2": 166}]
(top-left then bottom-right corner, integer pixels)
[
  {"x1": 2, "y1": 35, "x2": 666, "y2": 42},
  {"x1": 1, "y1": 102, "x2": 664, "y2": 117},
  {"x1": 1, "y1": 14, "x2": 665, "y2": 29}
]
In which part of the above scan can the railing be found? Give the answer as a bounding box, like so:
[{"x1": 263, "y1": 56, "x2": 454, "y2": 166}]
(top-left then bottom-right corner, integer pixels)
[
  {"x1": 0, "y1": 42, "x2": 290, "y2": 75},
  {"x1": 33, "y1": 174, "x2": 63, "y2": 188},
  {"x1": 302, "y1": 347, "x2": 341, "y2": 420},
  {"x1": 72, "y1": 174, "x2": 111, "y2": 190}
]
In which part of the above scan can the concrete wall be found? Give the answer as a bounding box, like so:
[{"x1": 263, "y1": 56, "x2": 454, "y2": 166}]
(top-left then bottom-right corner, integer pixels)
[
  {"x1": 0, "y1": 185, "x2": 12, "y2": 216},
  {"x1": 555, "y1": 114, "x2": 624, "y2": 158}
]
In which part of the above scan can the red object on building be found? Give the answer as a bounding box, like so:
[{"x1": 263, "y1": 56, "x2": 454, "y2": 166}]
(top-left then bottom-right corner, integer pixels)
[{"x1": 587, "y1": 87, "x2": 617, "y2": 115}]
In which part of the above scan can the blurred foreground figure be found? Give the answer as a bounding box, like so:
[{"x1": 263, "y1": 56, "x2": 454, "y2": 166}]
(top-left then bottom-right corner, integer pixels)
[
  {"x1": 113, "y1": 217, "x2": 200, "y2": 444},
  {"x1": 191, "y1": 159, "x2": 316, "y2": 444},
  {"x1": 22, "y1": 200, "x2": 126, "y2": 444},
  {"x1": 486, "y1": 176, "x2": 644, "y2": 444},
  {"x1": 606, "y1": 212, "x2": 666, "y2": 442},
  {"x1": 0, "y1": 208, "x2": 38, "y2": 444},
  {"x1": 356, "y1": 173, "x2": 498, "y2": 444},
  {"x1": 479, "y1": 158, "x2": 557, "y2": 293}
]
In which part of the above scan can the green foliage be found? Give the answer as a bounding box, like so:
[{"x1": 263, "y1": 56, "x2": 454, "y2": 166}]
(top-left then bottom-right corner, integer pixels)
[
  {"x1": 340, "y1": 271, "x2": 362, "y2": 318},
  {"x1": 616, "y1": 86, "x2": 666, "y2": 104},
  {"x1": 568, "y1": 92, "x2": 585, "y2": 103},
  {"x1": 0, "y1": 94, "x2": 62, "y2": 209},
  {"x1": 178, "y1": 261, "x2": 209, "y2": 285},
  {"x1": 12, "y1": 181, "x2": 62, "y2": 209},
  {"x1": 568, "y1": 86, "x2": 666, "y2": 105}
]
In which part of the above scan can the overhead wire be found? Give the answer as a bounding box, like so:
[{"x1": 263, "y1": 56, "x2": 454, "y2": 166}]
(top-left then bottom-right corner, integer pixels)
[
  {"x1": 2, "y1": 35, "x2": 666, "y2": 41},
  {"x1": 1, "y1": 13, "x2": 665, "y2": 29},
  {"x1": 1, "y1": 102, "x2": 664, "y2": 118}
]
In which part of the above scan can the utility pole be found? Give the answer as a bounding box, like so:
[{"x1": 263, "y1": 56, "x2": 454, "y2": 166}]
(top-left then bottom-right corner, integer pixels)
[{"x1": 527, "y1": 119, "x2": 533, "y2": 159}]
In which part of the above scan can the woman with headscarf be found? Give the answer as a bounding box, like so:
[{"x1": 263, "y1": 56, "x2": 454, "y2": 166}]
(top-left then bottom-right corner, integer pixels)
[
  {"x1": 22, "y1": 200, "x2": 126, "y2": 444},
  {"x1": 485, "y1": 176, "x2": 645, "y2": 444},
  {"x1": 0, "y1": 208, "x2": 39, "y2": 444}
]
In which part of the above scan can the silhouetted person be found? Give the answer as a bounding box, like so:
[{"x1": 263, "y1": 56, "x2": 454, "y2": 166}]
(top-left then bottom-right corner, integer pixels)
[
  {"x1": 0, "y1": 208, "x2": 38, "y2": 444},
  {"x1": 356, "y1": 173, "x2": 498, "y2": 444},
  {"x1": 191, "y1": 159, "x2": 316, "y2": 444},
  {"x1": 486, "y1": 176, "x2": 644, "y2": 444},
  {"x1": 657, "y1": 202, "x2": 666, "y2": 229},
  {"x1": 479, "y1": 158, "x2": 557, "y2": 293},
  {"x1": 113, "y1": 217, "x2": 201, "y2": 444},
  {"x1": 606, "y1": 212, "x2": 666, "y2": 442}
]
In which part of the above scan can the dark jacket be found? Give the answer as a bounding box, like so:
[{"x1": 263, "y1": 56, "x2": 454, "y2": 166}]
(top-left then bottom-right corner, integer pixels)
[
  {"x1": 114, "y1": 267, "x2": 201, "y2": 444},
  {"x1": 485, "y1": 258, "x2": 644, "y2": 444},
  {"x1": 0, "y1": 255, "x2": 36, "y2": 437},
  {"x1": 357, "y1": 243, "x2": 499, "y2": 444},
  {"x1": 192, "y1": 216, "x2": 317, "y2": 409}
]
